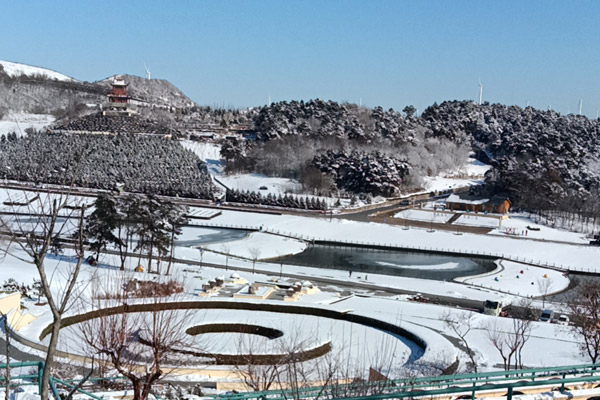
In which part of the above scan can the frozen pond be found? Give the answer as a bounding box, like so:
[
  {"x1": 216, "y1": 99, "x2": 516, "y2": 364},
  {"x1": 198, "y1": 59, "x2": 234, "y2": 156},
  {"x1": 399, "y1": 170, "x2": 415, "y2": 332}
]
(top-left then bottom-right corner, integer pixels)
[
  {"x1": 175, "y1": 227, "x2": 250, "y2": 247},
  {"x1": 281, "y1": 244, "x2": 496, "y2": 280}
]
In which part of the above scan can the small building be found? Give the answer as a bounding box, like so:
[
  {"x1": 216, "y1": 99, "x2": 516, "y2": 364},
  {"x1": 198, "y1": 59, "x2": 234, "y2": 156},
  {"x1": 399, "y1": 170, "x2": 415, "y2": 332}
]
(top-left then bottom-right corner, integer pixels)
[
  {"x1": 103, "y1": 76, "x2": 137, "y2": 116},
  {"x1": 445, "y1": 193, "x2": 511, "y2": 214}
]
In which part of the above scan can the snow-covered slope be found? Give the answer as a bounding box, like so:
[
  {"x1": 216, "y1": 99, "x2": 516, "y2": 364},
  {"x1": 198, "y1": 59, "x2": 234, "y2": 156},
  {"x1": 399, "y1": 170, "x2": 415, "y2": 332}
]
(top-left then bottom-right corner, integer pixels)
[
  {"x1": 0, "y1": 60, "x2": 78, "y2": 82},
  {"x1": 0, "y1": 112, "x2": 56, "y2": 136}
]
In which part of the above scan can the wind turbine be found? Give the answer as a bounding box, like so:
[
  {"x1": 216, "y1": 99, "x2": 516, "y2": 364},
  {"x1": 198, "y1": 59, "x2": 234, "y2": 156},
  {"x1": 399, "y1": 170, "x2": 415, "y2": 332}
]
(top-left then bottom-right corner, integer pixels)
[
  {"x1": 268, "y1": 95, "x2": 271, "y2": 106},
  {"x1": 478, "y1": 79, "x2": 483, "y2": 105},
  {"x1": 144, "y1": 63, "x2": 151, "y2": 80},
  {"x1": 578, "y1": 99, "x2": 583, "y2": 115}
]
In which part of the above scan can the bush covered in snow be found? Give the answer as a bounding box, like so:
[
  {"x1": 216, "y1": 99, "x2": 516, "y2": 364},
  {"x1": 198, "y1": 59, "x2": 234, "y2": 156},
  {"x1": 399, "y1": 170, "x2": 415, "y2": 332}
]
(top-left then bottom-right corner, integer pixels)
[
  {"x1": 312, "y1": 150, "x2": 410, "y2": 197},
  {"x1": 254, "y1": 99, "x2": 421, "y2": 143}
]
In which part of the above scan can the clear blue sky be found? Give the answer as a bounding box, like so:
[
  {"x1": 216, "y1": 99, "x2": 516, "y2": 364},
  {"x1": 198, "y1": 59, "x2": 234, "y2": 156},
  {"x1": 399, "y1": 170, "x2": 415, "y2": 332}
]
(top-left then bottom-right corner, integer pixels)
[{"x1": 1, "y1": 0, "x2": 599, "y2": 116}]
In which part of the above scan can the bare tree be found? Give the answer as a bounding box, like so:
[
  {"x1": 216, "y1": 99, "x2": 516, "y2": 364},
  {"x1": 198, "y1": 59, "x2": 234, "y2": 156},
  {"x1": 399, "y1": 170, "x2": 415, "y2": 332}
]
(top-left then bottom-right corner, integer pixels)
[
  {"x1": 441, "y1": 310, "x2": 478, "y2": 372},
  {"x1": 537, "y1": 277, "x2": 554, "y2": 307},
  {"x1": 248, "y1": 247, "x2": 261, "y2": 274},
  {"x1": 567, "y1": 281, "x2": 600, "y2": 363},
  {"x1": 276, "y1": 249, "x2": 285, "y2": 278},
  {"x1": 484, "y1": 320, "x2": 514, "y2": 371},
  {"x1": 233, "y1": 331, "x2": 284, "y2": 391},
  {"x1": 484, "y1": 314, "x2": 532, "y2": 371},
  {"x1": 0, "y1": 191, "x2": 88, "y2": 400},
  {"x1": 1, "y1": 312, "x2": 9, "y2": 400},
  {"x1": 81, "y1": 273, "x2": 199, "y2": 400},
  {"x1": 273, "y1": 332, "x2": 335, "y2": 400},
  {"x1": 220, "y1": 243, "x2": 231, "y2": 271}
]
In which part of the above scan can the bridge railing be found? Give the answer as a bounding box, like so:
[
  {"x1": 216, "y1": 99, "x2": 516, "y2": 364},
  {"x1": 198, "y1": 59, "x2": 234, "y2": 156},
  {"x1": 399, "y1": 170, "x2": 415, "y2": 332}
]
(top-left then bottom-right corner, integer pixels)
[
  {"x1": 0, "y1": 361, "x2": 109, "y2": 400},
  {"x1": 212, "y1": 363, "x2": 600, "y2": 400}
]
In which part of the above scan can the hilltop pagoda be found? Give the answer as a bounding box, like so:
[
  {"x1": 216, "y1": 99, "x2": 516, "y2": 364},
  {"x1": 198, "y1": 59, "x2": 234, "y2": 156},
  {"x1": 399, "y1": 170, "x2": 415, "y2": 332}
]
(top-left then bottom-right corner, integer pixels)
[{"x1": 103, "y1": 76, "x2": 137, "y2": 116}]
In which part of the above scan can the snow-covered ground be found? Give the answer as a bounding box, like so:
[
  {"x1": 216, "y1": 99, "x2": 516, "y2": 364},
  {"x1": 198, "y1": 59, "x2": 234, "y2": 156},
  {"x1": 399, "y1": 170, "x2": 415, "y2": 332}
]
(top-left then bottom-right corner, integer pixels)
[
  {"x1": 0, "y1": 213, "x2": 587, "y2": 387},
  {"x1": 54, "y1": 306, "x2": 418, "y2": 370},
  {"x1": 0, "y1": 113, "x2": 56, "y2": 136},
  {"x1": 420, "y1": 155, "x2": 491, "y2": 193},
  {"x1": 203, "y1": 231, "x2": 308, "y2": 259},
  {"x1": 454, "y1": 214, "x2": 502, "y2": 228},
  {"x1": 0, "y1": 60, "x2": 77, "y2": 82},
  {"x1": 394, "y1": 209, "x2": 454, "y2": 223},
  {"x1": 489, "y1": 214, "x2": 589, "y2": 244},
  {"x1": 422, "y1": 176, "x2": 485, "y2": 193},
  {"x1": 396, "y1": 202, "x2": 590, "y2": 245},
  {"x1": 455, "y1": 260, "x2": 570, "y2": 297},
  {"x1": 0, "y1": 182, "x2": 593, "y2": 384},
  {"x1": 180, "y1": 140, "x2": 223, "y2": 175},
  {"x1": 193, "y1": 207, "x2": 600, "y2": 272},
  {"x1": 219, "y1": 173, "x2": 303, "y2": 196}
]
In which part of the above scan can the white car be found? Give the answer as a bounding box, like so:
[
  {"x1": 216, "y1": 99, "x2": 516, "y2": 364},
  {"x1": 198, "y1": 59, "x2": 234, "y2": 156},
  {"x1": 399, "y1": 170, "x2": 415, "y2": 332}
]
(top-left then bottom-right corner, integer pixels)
[{"x1": 556, "y1": 314, "x2": 570, "y2": 326}]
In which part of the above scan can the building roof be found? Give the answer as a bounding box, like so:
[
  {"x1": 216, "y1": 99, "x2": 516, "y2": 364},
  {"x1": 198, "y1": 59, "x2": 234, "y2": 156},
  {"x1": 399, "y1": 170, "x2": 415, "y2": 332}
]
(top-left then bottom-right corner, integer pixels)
[
  {"x1": 446, "y1": 193, "x2": 488, "y2": 205},
  {"x1": 446, "y1": 193, "x2": 510, "y2": 206}
]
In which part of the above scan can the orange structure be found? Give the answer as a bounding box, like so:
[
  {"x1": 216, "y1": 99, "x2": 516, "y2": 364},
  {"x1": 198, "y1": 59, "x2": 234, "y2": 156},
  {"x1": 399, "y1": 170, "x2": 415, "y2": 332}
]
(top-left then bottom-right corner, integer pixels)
[
  {"x1": 445, "y1": 193, "x2": 511, "y2": 214},
  {"x1": 103, "y1": 76, "x2": 137, "y2": 116}
]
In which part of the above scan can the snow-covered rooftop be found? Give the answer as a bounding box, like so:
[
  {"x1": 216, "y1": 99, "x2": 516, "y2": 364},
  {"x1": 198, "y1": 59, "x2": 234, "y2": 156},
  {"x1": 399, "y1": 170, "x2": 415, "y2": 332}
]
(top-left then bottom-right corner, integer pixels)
[{"x1": 446, "y1": 193, "x2": 489, "y2": 205}]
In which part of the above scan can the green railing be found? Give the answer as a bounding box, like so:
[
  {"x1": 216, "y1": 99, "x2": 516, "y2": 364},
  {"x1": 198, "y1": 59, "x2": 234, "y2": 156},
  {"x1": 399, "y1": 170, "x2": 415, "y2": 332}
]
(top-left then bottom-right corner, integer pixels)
[
  {"x1": 213, "y1": 363, "x2": 600, "y2": 400},
  {"x1": 0, "y1": 361, "x2": 106, "y2": 400},
  {"x1": 2, "y1": 362, "x2": 599, "y2": 400}
]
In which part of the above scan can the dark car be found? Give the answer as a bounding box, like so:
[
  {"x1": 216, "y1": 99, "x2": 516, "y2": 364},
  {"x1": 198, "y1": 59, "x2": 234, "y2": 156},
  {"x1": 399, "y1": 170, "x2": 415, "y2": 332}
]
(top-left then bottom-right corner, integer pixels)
[{"x1": 539, "y1": 309, "x2": 554, "y2": 322}]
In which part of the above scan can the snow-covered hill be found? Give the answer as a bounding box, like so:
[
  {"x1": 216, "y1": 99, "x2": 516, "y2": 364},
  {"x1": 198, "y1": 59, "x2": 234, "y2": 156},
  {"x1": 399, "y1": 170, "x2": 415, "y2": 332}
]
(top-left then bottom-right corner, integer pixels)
[
  {"x1": 0, "y1": 60, "x2": 78, "y2": 82},
  {"x1": 97, "y1": 74, "x2": 196, "y2": 109}
]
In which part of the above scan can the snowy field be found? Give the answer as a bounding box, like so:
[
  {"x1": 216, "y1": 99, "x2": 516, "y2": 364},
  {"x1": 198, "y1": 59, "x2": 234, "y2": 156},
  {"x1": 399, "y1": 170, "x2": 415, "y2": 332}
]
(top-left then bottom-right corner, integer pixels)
[
  {"x1": 0, "y1": 222, "x2": 587, "y2": 383},
  {"x1": 203, "y1": 231, "x2": 308, "y2": 259},
  {"x1": 219, "y1": 173, "x2": 303, "y2": 196},
  {"x1": 420, "y1": 155, "x2": 491, "y2": 193},
  {"x1": 454, "y1": 214, "x2": 502, "y2": 228},
  {"x1": 489, "y1": 214, "x2": 590, "y2": 244},
  {"x1": 0, "y1": 113, "x2": 56, "y2": 136},
  {"x1": 394, "y1": 209, "x2": 454, "y2": 223},
  {"x1": 455, "y1": 260, "x2": 570, "y2": 297}
]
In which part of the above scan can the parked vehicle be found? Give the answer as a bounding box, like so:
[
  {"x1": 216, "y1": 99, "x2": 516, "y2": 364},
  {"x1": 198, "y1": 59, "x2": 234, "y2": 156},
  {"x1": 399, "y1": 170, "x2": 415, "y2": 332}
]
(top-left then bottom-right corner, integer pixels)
[
  {"x1": 555, "y1": 314, "x2": 570, "y2": 325},
  {"x1": 539, "y1": 309, "x2": 554, "y2": 322},
  {"x1": 484, "y1": 300, "x2": 506, "y2": 316}
]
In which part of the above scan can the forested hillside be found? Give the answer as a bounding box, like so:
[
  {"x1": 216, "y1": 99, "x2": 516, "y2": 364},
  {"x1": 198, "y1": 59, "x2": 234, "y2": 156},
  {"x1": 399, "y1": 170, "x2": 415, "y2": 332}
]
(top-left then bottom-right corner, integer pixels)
[
  {"x1": 421, "y1": 101, "x2": 600, "y2": 210},
  {"x1": 221, "y1": 99, "x2": 600, "y2": 211},
  {"x1": 225, "y1": 100, "x2": 467, "y2": 198},
  {"x1": 0, "y1": 132, "x2": 215, "y2": 199}
]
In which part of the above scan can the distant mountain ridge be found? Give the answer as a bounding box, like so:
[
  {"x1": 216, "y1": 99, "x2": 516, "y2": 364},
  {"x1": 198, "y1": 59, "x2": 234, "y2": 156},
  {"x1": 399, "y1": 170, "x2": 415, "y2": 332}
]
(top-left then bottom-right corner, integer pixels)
[
  {"x1": 0, "y1": 60, "x2": 197, "y2": 117},
  {"x1": 0, "y1": 60, "x2": 78, "y2": 82}
]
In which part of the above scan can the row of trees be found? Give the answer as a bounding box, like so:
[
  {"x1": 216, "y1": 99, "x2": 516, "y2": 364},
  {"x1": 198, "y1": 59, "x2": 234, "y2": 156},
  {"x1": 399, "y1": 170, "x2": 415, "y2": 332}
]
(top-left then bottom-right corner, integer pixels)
[
  {"x1": 54, "y1": 112, "x2": 178, "y2": 137},
  {"x1": 225, "y1": 189, "x2": 328, "y2": 211},
  {"x1": 86, "y1": 193, "x2": 189, "y2": 273},
  {"x1": 0, "y1": 190, "x2": 191, "y2": 400},
  {"x1": 0, "y1": 131, "x2": 216, "y2": 199}
]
